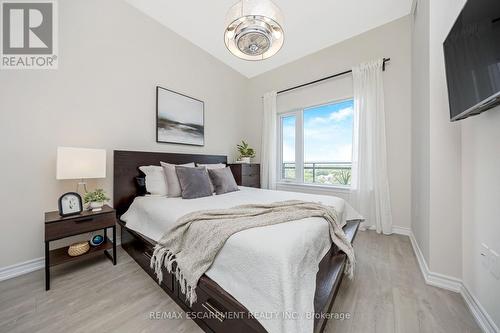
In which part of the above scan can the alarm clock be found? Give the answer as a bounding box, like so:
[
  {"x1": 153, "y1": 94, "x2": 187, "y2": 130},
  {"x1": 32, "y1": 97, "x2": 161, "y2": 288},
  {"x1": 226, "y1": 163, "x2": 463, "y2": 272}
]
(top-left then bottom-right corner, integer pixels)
[{"x1": 58, "y1": 192, "x2": 83, "y2": 217}]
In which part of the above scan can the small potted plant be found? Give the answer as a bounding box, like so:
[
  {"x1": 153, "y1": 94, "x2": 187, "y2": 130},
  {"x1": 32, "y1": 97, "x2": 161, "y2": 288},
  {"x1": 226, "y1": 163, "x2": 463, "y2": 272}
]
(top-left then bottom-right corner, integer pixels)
[
  {"x1": 84, "y1": 189, "x2": 110, "y2": 212},
  {"x1": 236, "y1": 140, "x2": 256, "y2": 163}
]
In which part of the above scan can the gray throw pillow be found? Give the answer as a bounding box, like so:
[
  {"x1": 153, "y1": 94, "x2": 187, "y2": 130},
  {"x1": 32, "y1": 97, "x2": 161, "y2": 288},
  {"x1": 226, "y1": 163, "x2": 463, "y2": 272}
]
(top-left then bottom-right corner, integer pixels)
[
  {"x1": 208, "y1": 167, "x2": 239, "y2": 195},
  {"x1": 175, "y1": 166, "x2": 213, "y2": 199}
]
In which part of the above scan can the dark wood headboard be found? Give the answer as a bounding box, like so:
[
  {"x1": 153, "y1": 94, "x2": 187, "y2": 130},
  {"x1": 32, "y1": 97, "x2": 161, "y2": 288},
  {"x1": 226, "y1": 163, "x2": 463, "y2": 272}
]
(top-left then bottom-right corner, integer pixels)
[{"x1": 113, "y1": 150, "x2": 227, "y2": 216}]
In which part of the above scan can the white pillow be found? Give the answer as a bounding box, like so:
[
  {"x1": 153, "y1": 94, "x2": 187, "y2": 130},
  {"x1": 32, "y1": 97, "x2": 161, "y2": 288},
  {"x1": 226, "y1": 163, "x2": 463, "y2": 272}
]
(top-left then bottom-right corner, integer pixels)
[
  {"x1": 197, "y1": 163, "x2": 226, "y2": 169},
  {"x1": 160, "y1": 161, "x2": 195, "y2": 197},
  {"x1": 138, "y1": 165, "x2": 167, "y2": 196}
]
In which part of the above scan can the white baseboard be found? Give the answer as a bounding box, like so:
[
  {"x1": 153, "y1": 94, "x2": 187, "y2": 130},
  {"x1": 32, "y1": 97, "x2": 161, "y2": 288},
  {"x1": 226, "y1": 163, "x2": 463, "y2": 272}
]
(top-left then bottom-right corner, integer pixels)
[
  {"x1": 461, "y1": 283, "x2": 500, "y2": 333},
  {"x1": 408, "y1": 232, "x2": 462, "y2": 292},
  {"x1": 407, "y1": 232, "x2": 498, "y2": 333},
  {"x1": 362, "y1": 227, "x2": 462, "y2": 292},
  {"x1": 0, "y1": 257, "x2": 44, "y2": 282},
  {"x1": 0, "y1": 235, "x2": 121, "y2": 283}
]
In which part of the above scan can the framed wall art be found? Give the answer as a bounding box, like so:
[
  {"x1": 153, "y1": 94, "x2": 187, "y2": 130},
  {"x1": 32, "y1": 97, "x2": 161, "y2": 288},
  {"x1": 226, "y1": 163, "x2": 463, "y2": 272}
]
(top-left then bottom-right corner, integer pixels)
[{"x1": 156, "y1": 86, "x2": 204, "y2": 146}]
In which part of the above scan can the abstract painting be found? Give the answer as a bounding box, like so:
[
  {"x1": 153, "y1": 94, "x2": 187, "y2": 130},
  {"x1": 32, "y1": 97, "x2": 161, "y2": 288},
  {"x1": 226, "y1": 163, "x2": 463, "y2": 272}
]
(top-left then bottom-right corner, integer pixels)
[{"x1": 156, "y1": 86, "x2": 204, "y2": 146}]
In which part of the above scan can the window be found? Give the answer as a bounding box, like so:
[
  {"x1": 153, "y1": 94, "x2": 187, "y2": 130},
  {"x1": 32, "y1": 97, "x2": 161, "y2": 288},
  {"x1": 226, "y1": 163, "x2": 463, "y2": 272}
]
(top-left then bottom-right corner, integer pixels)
[{"x1": 279, "y1": 99, "x2": 354, "y2": 187}]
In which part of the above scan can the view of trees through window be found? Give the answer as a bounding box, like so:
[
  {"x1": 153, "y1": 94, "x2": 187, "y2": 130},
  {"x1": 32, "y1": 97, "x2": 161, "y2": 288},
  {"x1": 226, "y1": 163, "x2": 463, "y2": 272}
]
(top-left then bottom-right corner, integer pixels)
[{"x1": 281, "y1": 99, "x2": 354, "y2": 186}]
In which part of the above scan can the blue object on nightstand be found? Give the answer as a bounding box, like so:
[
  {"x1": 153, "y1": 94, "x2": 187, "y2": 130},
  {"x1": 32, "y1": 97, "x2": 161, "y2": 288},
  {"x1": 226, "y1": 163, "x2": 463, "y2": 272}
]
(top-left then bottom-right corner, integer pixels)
[{"x1": 90, "y1": 234, "x2": 104, "y2": 246}]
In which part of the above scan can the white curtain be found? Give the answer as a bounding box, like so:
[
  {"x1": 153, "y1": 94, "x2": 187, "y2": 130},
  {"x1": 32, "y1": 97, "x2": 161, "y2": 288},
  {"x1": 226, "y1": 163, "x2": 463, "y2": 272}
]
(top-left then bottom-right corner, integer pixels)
[
  {"x1": 261, "y1": 91, "x2": 278, "y2": 190},
  {"x1": 350, "y1": 59, "x2": 393, "y2": 234}
]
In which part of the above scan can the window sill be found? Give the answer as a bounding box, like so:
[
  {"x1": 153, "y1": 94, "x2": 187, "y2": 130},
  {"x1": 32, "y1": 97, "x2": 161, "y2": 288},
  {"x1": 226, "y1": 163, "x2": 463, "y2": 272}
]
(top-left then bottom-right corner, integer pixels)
[{"x1": 276, "y1": 182, "x2": 351, "y2": 194}]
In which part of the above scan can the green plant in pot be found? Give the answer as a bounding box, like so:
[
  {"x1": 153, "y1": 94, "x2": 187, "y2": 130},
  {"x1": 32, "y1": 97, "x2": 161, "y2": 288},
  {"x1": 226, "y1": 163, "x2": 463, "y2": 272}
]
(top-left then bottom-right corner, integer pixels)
[
  {"x1": 237, "y1": 140, "x2": 256, "y2": 163},
  {"x1": 84, "y1": 189, "x2": 110, "y2": 212}
]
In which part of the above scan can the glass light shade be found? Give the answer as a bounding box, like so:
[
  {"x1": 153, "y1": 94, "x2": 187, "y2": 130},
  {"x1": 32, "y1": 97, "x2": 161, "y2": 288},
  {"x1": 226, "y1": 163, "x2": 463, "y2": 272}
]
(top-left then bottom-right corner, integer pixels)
[
  {"x1": 56, "y1": 147, "x2": 106, "y2": 180},
  {"x1": 224, "y1": 0, "x2": 284, "y2": 60}
]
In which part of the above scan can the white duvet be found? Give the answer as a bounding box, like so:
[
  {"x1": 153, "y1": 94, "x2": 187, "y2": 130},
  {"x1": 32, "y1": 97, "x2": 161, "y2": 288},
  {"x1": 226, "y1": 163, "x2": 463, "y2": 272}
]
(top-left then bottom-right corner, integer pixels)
[{"x1": 121, "y1": 187, "x2": 362, "y2": 333}]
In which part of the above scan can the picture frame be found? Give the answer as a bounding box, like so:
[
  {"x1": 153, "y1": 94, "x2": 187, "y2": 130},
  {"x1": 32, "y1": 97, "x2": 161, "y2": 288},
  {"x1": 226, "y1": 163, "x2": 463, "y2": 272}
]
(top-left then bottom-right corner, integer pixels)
[
  {"x1": 58, "y1": 192, "x2": 83, "y2": 217},
  {"x1": 156, "y1": 86, "x2": 205, "y2": 146}
]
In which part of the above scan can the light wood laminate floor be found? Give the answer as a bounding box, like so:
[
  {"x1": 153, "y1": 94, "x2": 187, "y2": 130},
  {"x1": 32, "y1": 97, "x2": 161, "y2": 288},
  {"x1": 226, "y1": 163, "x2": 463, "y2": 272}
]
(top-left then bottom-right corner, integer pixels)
[{"x1": 0, "y1": 231, "x2": 480, "y2": 333}]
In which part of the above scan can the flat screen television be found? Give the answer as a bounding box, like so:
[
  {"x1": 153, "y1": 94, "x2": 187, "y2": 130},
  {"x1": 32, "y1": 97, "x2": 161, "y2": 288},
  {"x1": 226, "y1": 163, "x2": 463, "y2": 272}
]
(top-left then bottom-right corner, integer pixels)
[{"x1": 444, "y1": 0, "x2": 500, "y2": 121}]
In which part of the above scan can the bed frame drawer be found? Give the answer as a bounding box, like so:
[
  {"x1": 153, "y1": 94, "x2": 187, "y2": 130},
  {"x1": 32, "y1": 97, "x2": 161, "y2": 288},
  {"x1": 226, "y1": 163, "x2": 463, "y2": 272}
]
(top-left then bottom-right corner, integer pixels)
[{"x1": 186, "y1": 283, "x2": 260, "y2": 333}]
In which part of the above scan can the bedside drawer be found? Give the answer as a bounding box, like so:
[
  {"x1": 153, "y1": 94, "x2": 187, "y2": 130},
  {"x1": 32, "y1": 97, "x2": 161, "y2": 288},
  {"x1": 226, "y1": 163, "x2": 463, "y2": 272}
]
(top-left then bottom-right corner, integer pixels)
[
  {"x1": 242, "y1": 175, "x2": 260, "y2": 188},
  {"x1": 45, "y1": 213, "x2": 116, "y2": 241},
  {"x1": 242, "y1": 164, "x2": 260, "y2": 177}
]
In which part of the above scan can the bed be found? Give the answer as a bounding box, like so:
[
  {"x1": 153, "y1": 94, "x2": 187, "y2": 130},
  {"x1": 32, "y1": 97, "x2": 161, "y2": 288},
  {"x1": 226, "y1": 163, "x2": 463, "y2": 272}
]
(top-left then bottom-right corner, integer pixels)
[{"x1": 113, "y1": 150, "x2": 362, "y2": 333}]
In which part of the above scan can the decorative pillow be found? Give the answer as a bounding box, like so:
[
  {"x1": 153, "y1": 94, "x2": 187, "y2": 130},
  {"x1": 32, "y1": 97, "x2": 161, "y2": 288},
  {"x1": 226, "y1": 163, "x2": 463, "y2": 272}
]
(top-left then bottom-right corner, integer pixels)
[
  {"x1": 138, "y1": 165, "x2": 167, "y2": 196},
  {"x1": 196, "y1": 163, "x2": 225, "y2": 193},
  {"x1": 160, "y1": 162, "x2": 195, "y2": 197},
  {"x1": 208, "y1": 167, "x2": 239, "y2": 195},
  {"x1": 175, "y1": 166, "x2": 213, "y2": 199}
]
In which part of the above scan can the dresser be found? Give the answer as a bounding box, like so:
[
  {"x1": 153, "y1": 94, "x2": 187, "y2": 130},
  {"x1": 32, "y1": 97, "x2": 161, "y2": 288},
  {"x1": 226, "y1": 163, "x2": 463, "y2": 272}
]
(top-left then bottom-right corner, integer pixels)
[{"x1": 229, "y1": 163, "x2": 260, "y2": 188}]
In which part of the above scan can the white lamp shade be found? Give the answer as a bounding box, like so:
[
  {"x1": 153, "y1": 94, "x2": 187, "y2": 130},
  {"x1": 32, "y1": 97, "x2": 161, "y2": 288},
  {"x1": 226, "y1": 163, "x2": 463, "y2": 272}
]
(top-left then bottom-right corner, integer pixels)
[
  {"x1": 225, "y1": 0, "x2": 283, "y2": 28},
  {"x1": 56, "y1": 147, "x2": 106, "y2": 180}
]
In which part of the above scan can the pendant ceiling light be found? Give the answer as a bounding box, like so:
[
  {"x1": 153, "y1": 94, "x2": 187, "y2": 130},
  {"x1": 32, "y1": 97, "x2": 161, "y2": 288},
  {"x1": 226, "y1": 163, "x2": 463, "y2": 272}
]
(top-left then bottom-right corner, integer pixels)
[{"x1": 224, "y1": 0, "x2": 284, "y2": 61}]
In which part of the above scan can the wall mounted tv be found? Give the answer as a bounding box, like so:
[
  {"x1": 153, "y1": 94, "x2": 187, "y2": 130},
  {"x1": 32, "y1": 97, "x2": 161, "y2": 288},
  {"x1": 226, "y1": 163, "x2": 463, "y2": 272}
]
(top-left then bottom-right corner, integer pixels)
[{"x1": 444, "y1": 0, "x2": 500, "y2": 121}]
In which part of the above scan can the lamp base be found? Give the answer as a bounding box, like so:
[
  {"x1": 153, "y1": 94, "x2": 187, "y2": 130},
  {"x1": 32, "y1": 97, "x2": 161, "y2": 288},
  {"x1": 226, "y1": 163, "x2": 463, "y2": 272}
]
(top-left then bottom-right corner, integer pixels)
[{"x1": 76, "y1": 180, "x2": 88, "y2": 197}]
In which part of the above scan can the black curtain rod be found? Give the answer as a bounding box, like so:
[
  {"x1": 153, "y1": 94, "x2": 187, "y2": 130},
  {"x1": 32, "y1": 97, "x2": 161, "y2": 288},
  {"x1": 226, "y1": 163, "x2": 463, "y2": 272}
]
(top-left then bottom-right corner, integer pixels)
[{"x1": 277, "y1": 58, "x2": 391, "y2": 95}]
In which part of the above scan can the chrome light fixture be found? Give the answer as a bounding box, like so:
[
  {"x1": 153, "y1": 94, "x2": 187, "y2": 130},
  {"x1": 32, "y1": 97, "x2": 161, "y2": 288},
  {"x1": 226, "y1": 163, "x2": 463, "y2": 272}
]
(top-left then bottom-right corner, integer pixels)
[{"x1": 224, "y1": 0, "x2": 284, "y2": 61}]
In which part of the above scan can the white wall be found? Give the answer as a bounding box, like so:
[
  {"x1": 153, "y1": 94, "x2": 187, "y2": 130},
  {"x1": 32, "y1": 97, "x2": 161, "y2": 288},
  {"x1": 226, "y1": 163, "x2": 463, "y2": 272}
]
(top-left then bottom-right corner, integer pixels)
[
  {"x1": 462, "y1": 107, "x2": 500, "y2": 327},
  {"x1": 411, "y1": 0, "x2": 431, "y2": 263},
  {"x1": 245, "y1": 16, "x2": 412, "y2": 231},
  {"x1": 427, "y1": 0, "x2": 464, "y2": 278},
  {"x1": 410, "y1": 0, "x2": 464, "y2": 278},
  {"x1": 0, "y1": 0, "x2": 249, "y2": 268},
  {"x1": 432, "y1": 0, "x2": 500, "y2": 322}
]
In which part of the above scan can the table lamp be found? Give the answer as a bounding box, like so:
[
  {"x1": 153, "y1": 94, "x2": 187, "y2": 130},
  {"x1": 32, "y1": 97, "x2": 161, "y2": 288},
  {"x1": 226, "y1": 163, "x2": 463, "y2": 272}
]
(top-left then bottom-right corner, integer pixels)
[{"x1": 56, "y1": 147, "x2": 106, "y2": 193}]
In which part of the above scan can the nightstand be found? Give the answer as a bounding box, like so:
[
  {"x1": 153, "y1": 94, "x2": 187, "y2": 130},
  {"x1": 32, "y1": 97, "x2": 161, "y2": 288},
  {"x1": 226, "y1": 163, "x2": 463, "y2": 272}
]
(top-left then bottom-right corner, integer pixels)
[
  {"x1": 44, "y1": 205, "x2": 116, "y2": 290},
  {"x1": 229, "y1": 163, "x2": 260, "y2": 188}
]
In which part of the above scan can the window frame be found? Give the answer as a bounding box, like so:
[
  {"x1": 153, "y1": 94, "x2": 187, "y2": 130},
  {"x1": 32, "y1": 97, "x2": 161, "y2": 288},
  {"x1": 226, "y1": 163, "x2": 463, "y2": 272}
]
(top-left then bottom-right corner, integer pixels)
[
  {"x1": 277, "y1": 97, "x2": 354, "y2": 189},
  {"x1": 278, "y1": 109, "x2": 302, "y2": 183}
]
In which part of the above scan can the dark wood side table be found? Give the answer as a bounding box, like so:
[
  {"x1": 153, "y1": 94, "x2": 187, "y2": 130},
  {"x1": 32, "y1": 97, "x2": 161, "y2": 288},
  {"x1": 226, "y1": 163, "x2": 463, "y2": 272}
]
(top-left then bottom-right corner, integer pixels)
[
  {"x1": 228, "y1": 163, "x2": 261, "y2": 188},
  {"x1": 44, "y1": 205, "x2": 117, "y2": 290}
]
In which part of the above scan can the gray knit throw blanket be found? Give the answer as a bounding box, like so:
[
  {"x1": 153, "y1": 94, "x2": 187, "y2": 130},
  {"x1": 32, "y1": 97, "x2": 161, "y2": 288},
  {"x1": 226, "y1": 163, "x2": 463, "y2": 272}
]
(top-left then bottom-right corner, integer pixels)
[{"x1": 150, "y1": 200, "x2": 355, "y2": 306}]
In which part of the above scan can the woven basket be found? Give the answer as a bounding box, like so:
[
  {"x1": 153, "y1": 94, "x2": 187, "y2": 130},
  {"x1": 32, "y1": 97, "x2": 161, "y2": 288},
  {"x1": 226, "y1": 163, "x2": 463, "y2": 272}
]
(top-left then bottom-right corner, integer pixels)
[{"x1": 68, "y1": 241, "x2": 90, "y2": 257}]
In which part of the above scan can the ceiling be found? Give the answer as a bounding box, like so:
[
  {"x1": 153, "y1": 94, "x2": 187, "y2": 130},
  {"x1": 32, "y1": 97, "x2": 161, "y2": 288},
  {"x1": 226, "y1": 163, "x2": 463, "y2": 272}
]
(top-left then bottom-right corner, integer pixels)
[{"x1": 125, "y1": 0, "x2": 413, "y2": 78}]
